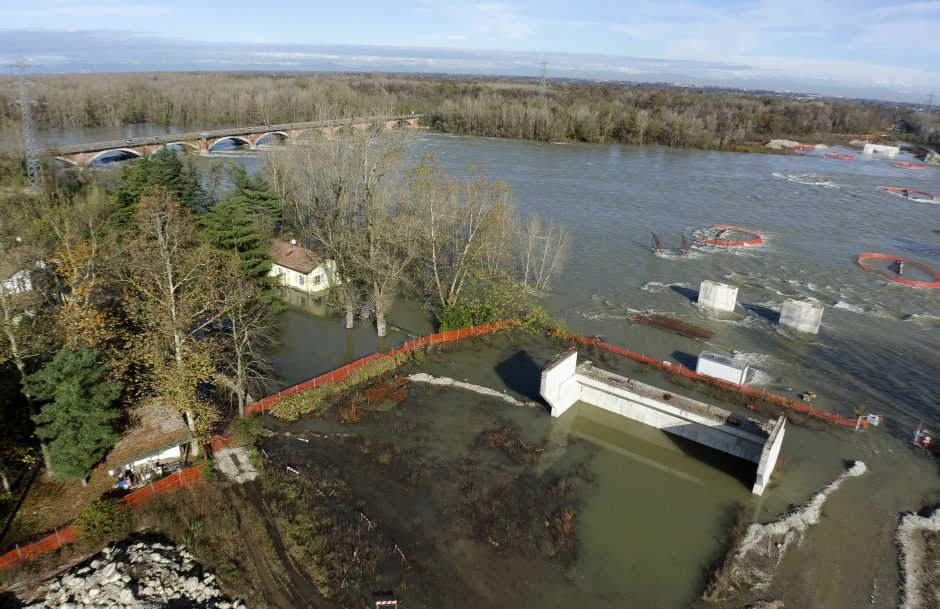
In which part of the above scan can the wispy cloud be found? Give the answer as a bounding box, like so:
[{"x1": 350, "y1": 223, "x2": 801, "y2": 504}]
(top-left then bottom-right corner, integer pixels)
[
  {"x1": 0, "y1": 26, "x2": 937, "y2": 102},
  {"x1": 7, "y1": 3, "x2": 174, "y2": 17}
]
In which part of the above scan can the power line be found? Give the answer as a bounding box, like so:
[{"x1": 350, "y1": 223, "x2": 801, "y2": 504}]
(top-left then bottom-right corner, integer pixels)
[
  {"x1": 10, "y1": 61, "x2": 42, "y2": 188},
  {"x1": 538, "y1": 59, "x2": 548, "y2": 98}
]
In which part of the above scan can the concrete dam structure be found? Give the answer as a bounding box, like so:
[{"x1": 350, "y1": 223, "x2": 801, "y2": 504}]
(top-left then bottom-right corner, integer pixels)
[{"x1": 540, "y1": 351, "x2": 786, "y2": 495}]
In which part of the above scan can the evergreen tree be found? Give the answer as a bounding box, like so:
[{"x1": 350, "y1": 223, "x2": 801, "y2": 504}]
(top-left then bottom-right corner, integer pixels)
[
  {"x1": 228, "y1": 165, "x2": 283, "y2": 227},
  {"x1": 110, "y1": 148, "x2": 209, "y2": 229},
  {"x1": 23, "y1": 348, "x2": 122, "y2": 482},
  {"x1": 201, "y1": 196, "x2": 270, "y2": 279},
  {"x1": 201, "y1": 196, "x2": 281, "y2": 311}
]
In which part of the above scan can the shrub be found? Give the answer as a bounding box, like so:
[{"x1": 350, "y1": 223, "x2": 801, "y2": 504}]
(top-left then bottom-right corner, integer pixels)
[
  {"x1": 75, "y1": 499, "x2": 133, "y2": 542},
  {"x1": 231, "y1": 416, "x2": 263, "y2": 446},
  {"x1": 270, "y1": 354, "x2": 405, "y2": 421}
]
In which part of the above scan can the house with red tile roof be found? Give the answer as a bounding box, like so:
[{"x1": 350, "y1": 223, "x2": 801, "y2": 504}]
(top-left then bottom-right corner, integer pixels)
[{"x1": 268, "y1": 238, "x2": 339, "y2": 294}]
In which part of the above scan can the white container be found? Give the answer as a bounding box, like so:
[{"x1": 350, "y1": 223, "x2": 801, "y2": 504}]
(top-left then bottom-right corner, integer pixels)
[{"x1": 696, "y1": 351, "x2": 749, "y2": 385}]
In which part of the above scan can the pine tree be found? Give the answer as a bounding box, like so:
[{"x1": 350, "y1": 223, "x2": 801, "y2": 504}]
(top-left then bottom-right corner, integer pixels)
[
  {"x1": 24, "y1": 348, "x2": 122, "y2": 482},
  {"x1": 201, "y1": 196, "x2": 270, "y2": 279},
  {"x1": 110, "y1": 148, "x2": 209, "y2": 228},
  {"x1": 228, "y1": 165, "x2": 283, "y2": 227}
]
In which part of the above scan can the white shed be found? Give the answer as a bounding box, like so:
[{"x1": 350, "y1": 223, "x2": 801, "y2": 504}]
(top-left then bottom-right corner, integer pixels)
[{"x1": 696, "y1": 352, "x2": 750, "y2": 385}]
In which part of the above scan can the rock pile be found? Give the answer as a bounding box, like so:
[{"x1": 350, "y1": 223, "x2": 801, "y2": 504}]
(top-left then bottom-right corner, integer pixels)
[{"x1": 25, "y1": 537, "x2": 243, "y2": 609}]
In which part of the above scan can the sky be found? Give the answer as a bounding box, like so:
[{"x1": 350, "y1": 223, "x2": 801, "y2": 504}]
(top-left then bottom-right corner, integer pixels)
[{"x1": 2, "y1": 0, "x2": 940, "y2": 102}]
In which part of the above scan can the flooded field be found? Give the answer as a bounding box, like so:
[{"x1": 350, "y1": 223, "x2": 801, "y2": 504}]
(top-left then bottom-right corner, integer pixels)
[
  {"x1": 41, "y1": 126, "x2": 940, "y2": 606},
  {"x1": 258, "y1": 332, "x2": 940, "y2": 608}
]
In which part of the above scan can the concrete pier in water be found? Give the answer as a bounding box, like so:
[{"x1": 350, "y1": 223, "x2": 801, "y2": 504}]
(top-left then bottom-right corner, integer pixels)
[
  {"x1": 779, "y1": 299, "x2": 824, "y2": 335},
  {"x1": 540, "y1": 350, "x2": 786, "y2": 495},
  {"x1": 698, "y1": 280, "x2": 738, "y2": 313}
]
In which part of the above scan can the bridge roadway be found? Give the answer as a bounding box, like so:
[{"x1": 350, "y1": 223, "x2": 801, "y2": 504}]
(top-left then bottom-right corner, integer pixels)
[{"x1": 52, "y1": 114, "x2": 425, "y2": 165}]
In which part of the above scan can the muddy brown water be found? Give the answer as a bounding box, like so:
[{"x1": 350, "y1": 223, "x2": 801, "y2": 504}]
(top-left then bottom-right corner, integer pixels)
[{"x1": 259, "y1": 333, "x2": 940, "y2": 608}]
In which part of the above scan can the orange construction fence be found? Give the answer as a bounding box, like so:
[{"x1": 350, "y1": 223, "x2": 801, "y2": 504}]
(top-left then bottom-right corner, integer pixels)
[
  {"x1": 563, "y1": 333, "x2": 863, "y2": 429},
  {"x1": 242, "y1": 320, "x2": 512, "y2": 417},
  {"x1": 0, "y1": 466, "x2": 202, "y2": 572}
]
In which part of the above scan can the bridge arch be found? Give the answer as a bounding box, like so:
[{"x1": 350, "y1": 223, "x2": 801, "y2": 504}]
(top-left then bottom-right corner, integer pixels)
[
  {"x1": 161, "y1": 142, "x2": 201, "y2": 154},
  {"x1": 54, "y1": 156, "x2": 80, "y2": 167},
  {"x1": 87, "y1": 148, "x2": 144, "y2": 165},
  {"x1": 255, "y1": 131, "x2": 290, "y2": 146},
  {"x1": 208, "y1": 136, "x2": 253, "y2": 152}
]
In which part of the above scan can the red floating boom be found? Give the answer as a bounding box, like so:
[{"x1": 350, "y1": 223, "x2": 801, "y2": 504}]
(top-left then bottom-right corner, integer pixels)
[
  {"x1": 695, "y1": 224, "x2": 765, "y2": 247},
  {"x1": 825, "y1": 152, "x2": 854, "y2": 160},
  {"x1": 882, "y1": 187, "x2": 937, "y2": 202},
  {"x1": 856, "y1": 253, "x2": 940, "y2": 289},
  {"x1": 894, "y1": 161, "x2": 926, "y2": 170}
]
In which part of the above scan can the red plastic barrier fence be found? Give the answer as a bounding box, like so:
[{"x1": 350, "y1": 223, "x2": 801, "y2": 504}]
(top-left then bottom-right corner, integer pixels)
[
  {"x1": 0, "y1": 466, "x2": 202, "y2": 572},
  {"x1": 695, "y1": 224, "x2": 765, "y2": 247},
  {"x1": 242, "y1": 320, "x2": 512, "y2": 416},
  {"x1": 857, "y1": 253, "x2": 940, "y2": 289},
  {"x1": 562, "y1": 333, "x2": 863, "y2": 429}
]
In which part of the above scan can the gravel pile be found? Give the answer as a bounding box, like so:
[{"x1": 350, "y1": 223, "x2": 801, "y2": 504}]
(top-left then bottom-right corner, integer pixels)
[{"x1": 25, "y1": 537, "x2": 244, "y2": 609}]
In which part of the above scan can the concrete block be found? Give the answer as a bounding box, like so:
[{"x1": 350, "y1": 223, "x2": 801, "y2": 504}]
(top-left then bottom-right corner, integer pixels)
[
  {"x1": 698, "y1": 280, "x2": 738, "y2": 313},
  {"x1": 779, "y1": 299, "x2": 823, "y2": 334},
  {"x1": 861, "y1": 143, "x2": 899, "y2": 157}
]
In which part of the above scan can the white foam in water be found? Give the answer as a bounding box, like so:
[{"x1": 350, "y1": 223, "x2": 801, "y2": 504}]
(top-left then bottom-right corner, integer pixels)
[
  {"x1": 772, "y1": 172, "x2": 840, "y2": 188},
  {"x1": 897, "y1": 508, "x2": 940, "y2": 609},
  {"x1": 746, "y1": 369, "x2": 776, "y2": 387},
  {"x1": 727, "y1": 462, "x2": 867, "y2": 591},
  {"x1": 408, "y1": 373, "x2": 532, "y2": 407}
]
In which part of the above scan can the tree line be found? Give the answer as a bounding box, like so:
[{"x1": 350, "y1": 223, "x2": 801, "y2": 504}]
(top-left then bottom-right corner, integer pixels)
[
  {"x1": 1, "y1": 72, "x2": 932, "y2": 152},
  {"x1": 0, "y1": 131, "x2": 569, "y2": 492}
]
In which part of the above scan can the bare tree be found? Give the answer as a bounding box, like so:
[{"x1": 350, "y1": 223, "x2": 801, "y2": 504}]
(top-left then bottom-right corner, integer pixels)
[
  {"x1": 224, "y1": 278, "x2": 278, "y2": 417},
  {"x1": 517, "y1": 214, "x2": 571, "y2": 292},
  {"x1": 410, "y1": 154, "x2": 512, "y2": 309},
  {"x1": 280, "y1": 131, "x2": 414, "y2": 337}
]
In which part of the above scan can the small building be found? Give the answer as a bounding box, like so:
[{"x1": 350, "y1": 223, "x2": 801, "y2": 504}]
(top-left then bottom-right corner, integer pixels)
[
  {"x1": 268, "y1": 239, "x2": 339, "y2": 295},
  {"x1": 106, "y1": 400, "x2": 193, "y2": 489},
  {"x1": 696, "y1": 352, "x2": 750, "y2": 385}
]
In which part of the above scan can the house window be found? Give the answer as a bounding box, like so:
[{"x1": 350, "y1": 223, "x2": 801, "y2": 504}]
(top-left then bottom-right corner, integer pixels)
[
  {"x1": 274, "y1": 267, "x2": 282, "y2": 276},
  {"x1": 313, "y1": 274, "x2": 322, "y2": 285},
  {"x1": 297, "y1": 274, "x2": 305, "y2": 285}
]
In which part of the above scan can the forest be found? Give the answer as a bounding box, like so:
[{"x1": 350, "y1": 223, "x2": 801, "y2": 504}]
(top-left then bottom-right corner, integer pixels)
[{"x1": 1, "y1": 71, "x2": 937, "y2": 151}]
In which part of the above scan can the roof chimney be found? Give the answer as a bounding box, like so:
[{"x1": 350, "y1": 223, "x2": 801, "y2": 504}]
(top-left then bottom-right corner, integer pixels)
[{"x1": 290, "y1": 238, "x2": 297, "y2": 246}]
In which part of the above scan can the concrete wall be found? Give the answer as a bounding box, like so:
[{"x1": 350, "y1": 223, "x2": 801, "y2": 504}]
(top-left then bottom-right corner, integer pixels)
[
  {"x1": 577, "y1": 373, "x2": 766, "y2": 463},
  {"x1": 698, "y1": 280, "x2": 738, "y2": 313},
  {"x1": 540, "y1": 353, "x2": 786, "y2": 495},
  {"x1": 752, "y1": 417, "x2": 786, "y2": 495},
  {"x1": 862, "y1": 143, "x2": 900, "y2": 157},
  {"x1": 541, "y1": 350, "x2": 580, "y2": 417},
  {"x1": 779, "y1": 299, "x2": 824, "y2": 334}
]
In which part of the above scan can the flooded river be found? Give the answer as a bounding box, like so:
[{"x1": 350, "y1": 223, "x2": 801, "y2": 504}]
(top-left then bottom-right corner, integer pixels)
[{"x1": 42, "y1": 127, "x2": 940, "y2": 607}]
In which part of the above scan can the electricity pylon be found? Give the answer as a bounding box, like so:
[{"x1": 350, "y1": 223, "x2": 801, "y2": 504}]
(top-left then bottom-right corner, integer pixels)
[{"x1": 10, "y1": 61, "x2": 42, "y2": 188}]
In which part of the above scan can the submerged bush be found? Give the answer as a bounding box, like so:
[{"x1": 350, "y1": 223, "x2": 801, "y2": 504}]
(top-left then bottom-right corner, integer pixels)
[{"x1": 269, "y1": 354, "x2": 405, "y2": 421}]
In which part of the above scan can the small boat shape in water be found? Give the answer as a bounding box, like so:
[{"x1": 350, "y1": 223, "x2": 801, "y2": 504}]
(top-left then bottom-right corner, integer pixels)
[
  {"x1": 883, "y1": 186, "x2": 938, "y2": 203},
  {"x1": 825, "y1": 152, "x2": 854, "y2": 160},
  {"x1": 894, "y1": 161, "x2": 927, "y2": 170}
]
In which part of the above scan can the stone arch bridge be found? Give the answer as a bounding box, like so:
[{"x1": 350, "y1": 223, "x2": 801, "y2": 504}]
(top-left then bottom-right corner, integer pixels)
[{"x1": 54, "y1": 114, "x2": 424, "y2": 166}]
